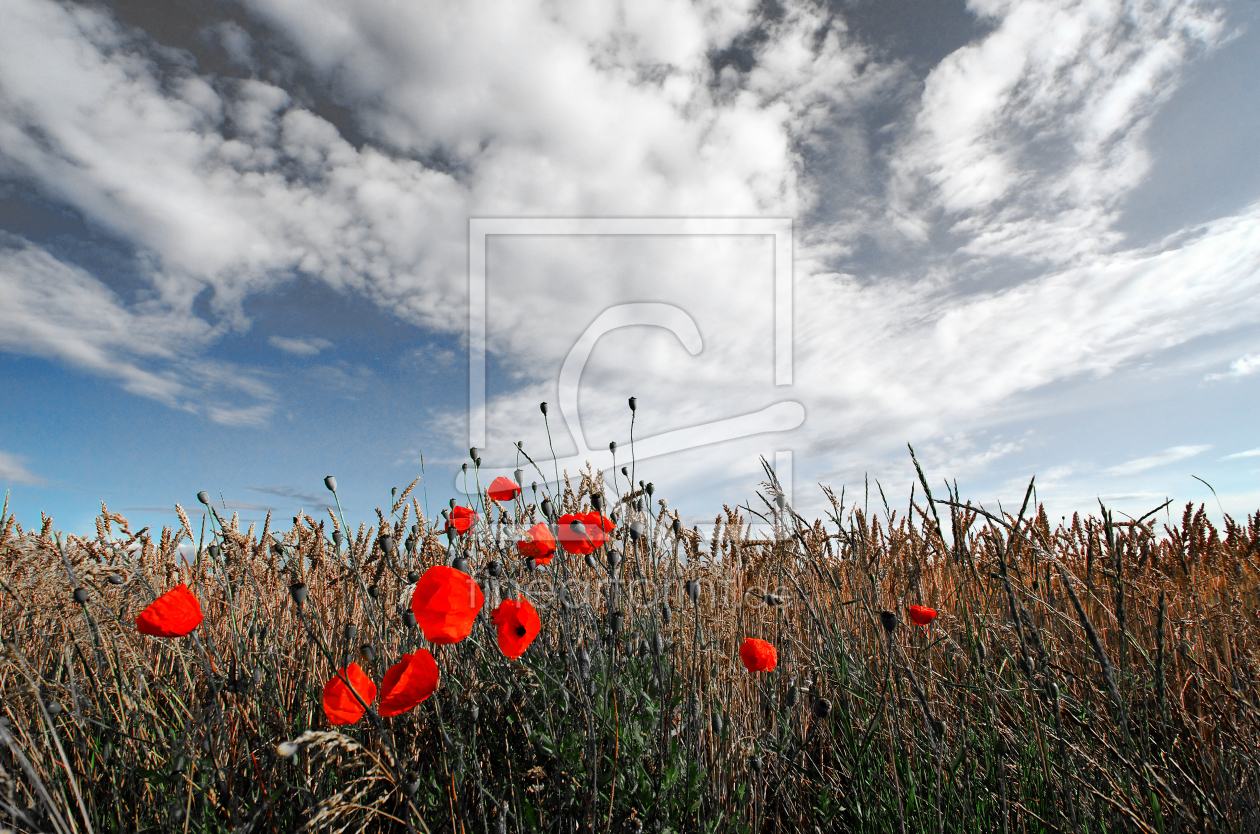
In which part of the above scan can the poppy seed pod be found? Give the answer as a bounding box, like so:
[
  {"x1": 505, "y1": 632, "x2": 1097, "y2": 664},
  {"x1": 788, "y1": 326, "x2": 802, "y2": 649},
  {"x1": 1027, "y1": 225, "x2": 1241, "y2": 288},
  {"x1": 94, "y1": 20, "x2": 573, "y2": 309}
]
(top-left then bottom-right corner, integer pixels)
[
  {"x1": 880, "y1": 610, "x2": 898, "y2": 634},
  {"x1": 686, "y1": 579, "x2": 700, "y2": 605},
  {"x1": 469, "y1": 447, "x2": 478, "y2": 461},
  {"x1": 775, "y1": 493, "x2": 786, "y2": 509},
  {"x1": 403, "y1": 610, "x2": 416, "y2": 628},
  {"x1": 590, "y1": 493, "x2": 603, "y2": 512},
  {"x1": 584, "y1": 553, "x2": 599, "y2": 570},
  {"x1": 475, "y1": 457, "x2": 481, "y2": 467},
  {"x1": 813, "y1": 697, "x2": 832, "y2": 719},
  {"x1": 660, "y1": 602, "x2": 671, "y2": 625},
  {"x1": 577, "y1": 647, "x2": 591, "y2": 678},
  {"x1": 407, "y1": 570, "x2": 419, "y2": 584},
  {"x1": 108, "y1": 573, "x2": 125, "y2": 585},
  {"x1": 324, "y1": 476, "x2": 337, "y2": 493},
  {"x1": 628, "y1": 397, "x2": 637, "y2": 412},
  {"x1": 609, "y1": 441, "x2": 616, "y2": 453},
  {"x1": 48, "y1": 701, "x2": 62, "y2": 716},
  {"x1": 197, "y1": 491, "x2": 210, "y2": 505},
  {"x1": 628, "y1": 521, "x2": 644, "y2": 541},
  {"x1": 645, "y1": 482, "x2": 654, "y2": 497},
  {"x1": 608, "y1": 611, "x2": 623, "y2": 634},
  {"x1": 368, "y1": 584, "x2": 379, "y2": 599},
  {"x1": 73, "y1": 587, "x2": 88, "y2": 604},
  {"x1": 404, "y1": 535, "x2": 415, "y2": 552},
  {"x1": 786, "y1": 684, "x2": 799, "y2": 707},
  {"x1": 452, "y1": 557, "x2": 470, "y2": 574},
  {"x1": 750, "y1": 755, "x2": 762, "y2": 773},
  {"x1": 487, "y1": 560, "x2": 501, "y2": 578},
  {"x1": 672, "y1": 518, "x2": 682, "y2": 535},
  {"x1": 461, "y1": 463, "x2": 467, "y2": 473},
  {"x1": 569, "y1": 519, "x2": 586, "y2": 536},
  {"x1": 271, "y1": 542, "x2": 284, "y2": 557},
  {"x1": 621, "y1": 466, "x2": 629, "y2": 477},
  {"x1": 449, "y1": 498, "x2": 457, "y2": 509},
  {"x1": 360, "y1": 644, "x2": 375, "y2": 662},
  {"x1": 607, "y1": 548, "x2": 622, "y2": 571},
  {"x1": 289, "y1": 582, "x2": 308, "y2": 606},
  {"x1": 711, "y1": 711, "x2": 723, "y2": 735},
  {"x1": 333, "y1": 530, "x2": 343, "y2": 547},
  {"x1": 541, "y1": 499, "x2": 554, "y2": 520},
  {"x1": 540, "y1": 402, "x2": 548, "y2": 415},
  {"x1": 252, "y1": 667, "x2": 263, "y2": 688},
  {"x1": 633, "y1": 499, "x2": 643, "y2": 512},
  {"x1": 932, "y1": 718, "x2": 946, "y2": 738},
  {"x1": 344, "y1": 624, "x2": 357, "y2": 643},
  {"x1": 208, "y1": 544, "x2": 220, "y2": 559},
  {"x1": 379, "y1": 535, "x2": 395, "y2": 554},
  {"x1": 513, "y1": 468, "x2": 523, "y2": 485}
]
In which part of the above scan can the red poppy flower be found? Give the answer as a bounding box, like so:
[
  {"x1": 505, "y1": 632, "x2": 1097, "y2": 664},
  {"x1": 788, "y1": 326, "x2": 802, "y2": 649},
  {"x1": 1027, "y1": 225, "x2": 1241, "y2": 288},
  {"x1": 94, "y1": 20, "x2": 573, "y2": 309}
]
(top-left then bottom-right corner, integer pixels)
[
  {"x1": 739, "y1": 638, "x2": 777, "y2": 673},
  {"x1": 322, "y1": 662, "x2": 377, "y2": 725},
  {"x1": 487, "y1": 477, "x2": 522, "y2": 502},
  {"x1": 518, "y1": 522, "x2": 557, "y2": 566},
  {"x1": 907, "y1": 605, "x2": 938, "y2": 626},
  {"x1": 378, "y1": 650, "x2": 440, "y2": 717},
  {"x1": 135, "y1": 584, "x2": 204, "y2": 637},
  {"x1": 492, "y1": 597, "x2": 541, "y2": 660},
  {"x1": 445, "y1": 506, "x2": 478, "y2": 536},
  {"x1": 410, "y1": 565, "x2": 485, "y2": 644},
  {"x1": 556, "y1": 511, "x2": 614, "y2": 555}
]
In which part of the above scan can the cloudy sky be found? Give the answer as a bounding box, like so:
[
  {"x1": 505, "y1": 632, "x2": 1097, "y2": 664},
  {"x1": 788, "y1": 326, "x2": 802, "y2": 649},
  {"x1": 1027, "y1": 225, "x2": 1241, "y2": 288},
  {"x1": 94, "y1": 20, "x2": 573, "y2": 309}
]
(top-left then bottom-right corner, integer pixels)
[{"x1": 2, "y1": 0, "x2": 1258, "y2": 543}]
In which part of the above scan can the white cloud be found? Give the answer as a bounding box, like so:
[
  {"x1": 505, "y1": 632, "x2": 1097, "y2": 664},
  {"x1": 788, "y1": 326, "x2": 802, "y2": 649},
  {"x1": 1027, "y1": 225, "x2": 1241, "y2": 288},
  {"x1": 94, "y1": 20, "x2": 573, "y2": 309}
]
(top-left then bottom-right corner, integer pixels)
[
  {"x1": 269, "y1": 335, "x2": 333, "y2": 356},
  {"x1": 1206, "y1": 353, "x2": 1260, "y2": 380},
  {"x1": 0, "y1": 450, "x2": 45, "y2": 486},
  {"x1": 1223, "y1": 448, "x2": 1260, "y2": 460},
  {"x1": 1104, "y1": 444, "x2": 1212, "y2": 476}
]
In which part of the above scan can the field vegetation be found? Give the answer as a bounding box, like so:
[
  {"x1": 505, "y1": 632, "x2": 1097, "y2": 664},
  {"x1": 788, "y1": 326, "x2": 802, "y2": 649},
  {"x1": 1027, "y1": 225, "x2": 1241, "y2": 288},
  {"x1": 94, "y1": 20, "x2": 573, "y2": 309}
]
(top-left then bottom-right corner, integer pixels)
[{"x1": 1, "y1": 446, "x2": 1259, "y2": 833}]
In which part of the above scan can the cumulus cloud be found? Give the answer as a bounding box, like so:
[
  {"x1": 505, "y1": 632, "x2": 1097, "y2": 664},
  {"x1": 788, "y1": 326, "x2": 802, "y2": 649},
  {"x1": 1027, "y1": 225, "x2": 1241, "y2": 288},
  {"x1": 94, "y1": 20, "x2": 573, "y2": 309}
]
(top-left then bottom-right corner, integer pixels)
[{"x1": 1206, "y1": 353, "x2": 1260, "y2": 380}]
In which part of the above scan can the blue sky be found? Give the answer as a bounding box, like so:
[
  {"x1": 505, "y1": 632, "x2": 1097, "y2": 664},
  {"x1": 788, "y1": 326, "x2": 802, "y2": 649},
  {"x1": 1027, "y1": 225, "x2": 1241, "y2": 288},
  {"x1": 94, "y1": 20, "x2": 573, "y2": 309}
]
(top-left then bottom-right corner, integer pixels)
[{"x1": 1, "y1": 0, "x2": 1258, "y2": 546}]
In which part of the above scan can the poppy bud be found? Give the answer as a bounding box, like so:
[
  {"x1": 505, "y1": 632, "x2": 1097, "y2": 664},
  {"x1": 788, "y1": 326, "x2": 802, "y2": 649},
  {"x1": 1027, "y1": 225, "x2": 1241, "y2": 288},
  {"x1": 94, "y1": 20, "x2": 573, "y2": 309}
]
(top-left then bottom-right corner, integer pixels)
[
  {"x1": 711, "y1": 712, "x2": 723, "y2": 735},
  {"x1": 653, "y1": 633, "x2": 665, "y2": 655},
  {"x1": 475, "y1": 458, "x2": 481, "y2": 467},
  {"x1": 462, "y1": 463, "x2": 467, "y2": 473},
  {"x1": 452, "y1": 557, "x2": 470, "y2": 574},
  {"x1": 577, "y1": 647, "x2": 591, "y2": 678},
  {"x1": 403, "y1": 610, "x2": 417, "y2": 628},
  {"x1": 108, "y1": 573, "x2": 125, "y2": 585},
  {"x1": 487, "y1": 560, "x2": 501, "y2": 577},
  {"x1": 379, "y1": 535, "x2": 395, "y2": 554},
  {"x1": 407, "y1": 570, "x2": 419, "y2": 584},
  {"x1": 531, "y1": 481, "x2": 538, "y2": 494},
  {"x1": 197, "y1": 491, "x2": 210, "y2": 505},
  {"x1": 584, "y1": 553, "x2": 599, "y2": 570},
  {"x1": 324, "y1": 476, "x2": 337, "y2": 493},
  {"x1": 660, "y1": 602, "x2": 671, "y2": 625},
  {"x1": 608, "y1": 612, "x2": 623, "y2": 633},
  {"x1": 289, "y1": 582, "x2": 308, "y2": 606},
  {"x1": 672, "y1": 518, "x2": 682, "y2": 535},
  {"x1": 645, "y1": 482, "x2": 654, "y2": 497},
  {"x1": 750, "y1": 755, "x2": 762, "y2": 773},
  {"x1": 609, "y1": 441, "x2": 616, "y2": 453},
  {"x1": 368, "y1": 584, "x2": 379, "y2": 599},
  {"x1": 786, "y1": 684, "x2": 799, "y2": 707},
  {"x1": 686, "y1": 579, "x2": 700, "y2": 605},
  {"x1": 633, "y1": 499, "x2": 643, "y2": 512},
  {"x1": 813, "y1": 697, "x2": 832, "y2": 719},
  {"x1": 208, "y1": 544, "x2": 220, "y2": 559},
  {"x1": 636, "y1": 636, "x2": 648, "y2": 657},
  {"x1": 880, "y1": 610, "x2": 898, "y2": 634},
  {"x1": 73, "y1": 587, "x2": 89, "y2": 604},
  {"x1": 628, "y1": 521, "x2": 644, "y2": 541},
  {"x1": 590, "y1": 493, "x2": 603, "y2": 512},
  {"x1": 540, "y1": 402, "x2": 548, "y2": 415},
  {"x1": 621, "y1": 467, "x2": 628, "y2": 477},
  {"x1": 628, "y1": 397, "x2": 637, "y2": 412},
  {"x1": 976, "y1": 640, "x2": 987, "y2": 662}
]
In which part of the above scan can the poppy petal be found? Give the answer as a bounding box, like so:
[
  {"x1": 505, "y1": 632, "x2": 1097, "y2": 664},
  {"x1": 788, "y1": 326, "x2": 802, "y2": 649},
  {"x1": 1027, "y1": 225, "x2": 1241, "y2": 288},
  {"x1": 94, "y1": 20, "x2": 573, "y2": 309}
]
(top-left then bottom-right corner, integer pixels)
[
  {"x1": 411, "y1": 565, "x2": 485, "y2": 644},
  {"x1": 487, "y1": 477, "x2": 522, "y2": 502},
  {"x1": 379, "y1": 650, "x2": 440, "y2": 717},
  {"x1": 739, "y1": 638, "x2": 777, "y2": 673},
  {"x1": 322, "y1": 663, "x2": 377, "y2": 725},
  {"x1": 492, "y1": 598, "x2": 541, "y2": 660},
  {"x1": 135, "y1": 584, "x2": 204, "y2": 638}
]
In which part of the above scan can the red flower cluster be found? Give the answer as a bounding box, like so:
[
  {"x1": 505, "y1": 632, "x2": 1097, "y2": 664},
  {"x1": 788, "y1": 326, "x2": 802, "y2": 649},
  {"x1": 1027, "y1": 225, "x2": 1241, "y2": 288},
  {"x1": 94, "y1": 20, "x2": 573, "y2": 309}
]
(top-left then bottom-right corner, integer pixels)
[
  {"x1": 410, "y1": 565, "x2": 485, "y2": 644},
  {"x1": 487, "y1": 477, "x2": 522, "y2": 502},
  {"x1": 907, "y1": 605, "x2": 938, "y2": 626},
  {"x1": 518, "y1": 522, "x2": 557, "y2": 566},
  {"x1": 136, "y1": 584, "x2": 203, "y2": 638},
  {"x1": 740, "y1": 638, "x2": 777, "y2": 673},
  {"x1": 556, "y1": 511, "x2": 614, "y2": 555},
  {"x1": 445, "y1": 506, "x2": 478, "y2": 536},
  {"x1": 492, "y1": 597, "x2": 541, "y2": 659}
]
